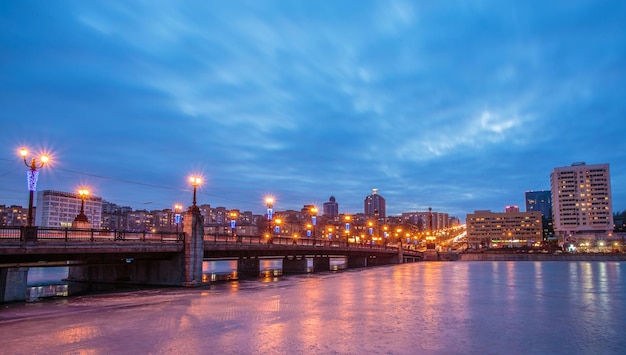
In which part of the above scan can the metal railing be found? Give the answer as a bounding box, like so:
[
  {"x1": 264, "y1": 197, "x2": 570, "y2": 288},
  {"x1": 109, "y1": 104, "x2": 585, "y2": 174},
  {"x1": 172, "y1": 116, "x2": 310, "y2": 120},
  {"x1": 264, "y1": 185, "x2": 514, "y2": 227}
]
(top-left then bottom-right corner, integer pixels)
[
  {"x1": 202, "y1": 234, "x2": 408, "y2": 251},
  {"x1": 0, "y1": 226, "x2": 183, "y2": 243}
]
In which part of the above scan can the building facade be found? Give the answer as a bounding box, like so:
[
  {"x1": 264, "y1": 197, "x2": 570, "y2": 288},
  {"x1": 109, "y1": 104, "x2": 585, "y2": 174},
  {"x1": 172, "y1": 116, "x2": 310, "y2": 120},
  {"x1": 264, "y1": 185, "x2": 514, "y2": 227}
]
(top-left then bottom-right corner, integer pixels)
[
  {"x1": 0, "y1": 205, "x2": 29, "y2": 226},
  {"x1": 364, "y1": 189, "x2": 386, "y2": 219},
  {"x1": 323, "y1": 196, "x2": 339, "y2": 217},
  {"x1": 35, "y1": 190, "x2": 103, "y2": 228},
  {"x1": 550, "y1": 162, "x2": 613, "y2": 243},
  {"x1": 466, "y1": 209, "x2": 542, "y2": 249},
  {"x1": 401, "y1": 211, "x2": 450, "y2": 231},
  {"x1": 525, "y1": 190, "x2": 552, "y2": 219}
]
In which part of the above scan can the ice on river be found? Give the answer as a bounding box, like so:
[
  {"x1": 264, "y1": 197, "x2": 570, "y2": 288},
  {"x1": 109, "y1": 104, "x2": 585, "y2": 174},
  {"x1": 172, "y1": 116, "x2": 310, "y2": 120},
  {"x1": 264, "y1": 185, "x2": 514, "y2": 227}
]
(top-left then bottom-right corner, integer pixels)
[{"x1": 2, "y1": 261, "x2": 625, "y2": 354}]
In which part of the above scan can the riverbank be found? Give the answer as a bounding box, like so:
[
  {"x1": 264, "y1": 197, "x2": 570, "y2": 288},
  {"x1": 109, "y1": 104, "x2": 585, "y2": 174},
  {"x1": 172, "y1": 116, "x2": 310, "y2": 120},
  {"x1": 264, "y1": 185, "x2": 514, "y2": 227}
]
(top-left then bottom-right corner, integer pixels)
[{"x1": 458, "y1": 252, "x2": 626, "y2": 262}]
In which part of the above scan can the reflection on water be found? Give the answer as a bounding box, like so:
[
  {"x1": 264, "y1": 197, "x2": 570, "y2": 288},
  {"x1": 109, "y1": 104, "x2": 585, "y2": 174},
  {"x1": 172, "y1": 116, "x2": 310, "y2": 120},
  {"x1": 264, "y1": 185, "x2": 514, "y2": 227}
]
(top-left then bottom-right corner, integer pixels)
[
  {"x1": 4, "y1": 262, "x2": 625, "y2": 354},
  {"x1": 28, "y1": 267, "x2": 69, "y2": 286}
]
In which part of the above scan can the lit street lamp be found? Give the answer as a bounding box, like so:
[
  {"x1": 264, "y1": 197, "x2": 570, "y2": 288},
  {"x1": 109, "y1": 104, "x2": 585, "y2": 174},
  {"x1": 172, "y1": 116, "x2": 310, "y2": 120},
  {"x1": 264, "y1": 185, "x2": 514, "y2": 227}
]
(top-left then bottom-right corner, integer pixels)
[
  {"x1": 73, "y1": 188, "x2": 90, "y2": 225},
  {"x1": 71, "y1": 188, "x2": 92, "y2": 229},
  {"x1": 19, "y1": 148, "x2": 49, "y2": 227},
  {"x1": 275, "y1": 218, "x2": 282, "y2": 242},
  {"x1": 344, "y1": 215, "x2": 351, "y2": 247},
  {"x1": 189, "y1": 176, "x2": 202, "y2": 209},
  {"x1": 265, "y1": 197, "x2": 274, "y2": 244},
  {"x1": 230, "y1": 210, "x2": 239, "y2": 243},
  {"x1": 174, "y1": 204, "x2": 182, "y2": 235},
  {"x1": 310, "y1": 206, "x2": 317, "y2": 245}
]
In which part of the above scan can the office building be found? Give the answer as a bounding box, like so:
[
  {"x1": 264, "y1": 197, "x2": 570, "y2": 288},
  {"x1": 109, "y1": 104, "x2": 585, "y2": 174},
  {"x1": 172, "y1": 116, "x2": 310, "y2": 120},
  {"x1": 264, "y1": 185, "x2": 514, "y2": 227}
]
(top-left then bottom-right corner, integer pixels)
[
  {"x1": 364, "y1": 189, "x2": 386, "y2": 219},
  {"x1": 323, "y1": 196, "x2": 339, "y2": 217},
  {"x1": 525, "y1": 190, "x2": 552, "y2": 219},
  {"x1": 466, "y1": 209, "x2": 542, "y2": 248},
  {"x1": 550, "y1": 162, "x2": 613, "y2": 243}
]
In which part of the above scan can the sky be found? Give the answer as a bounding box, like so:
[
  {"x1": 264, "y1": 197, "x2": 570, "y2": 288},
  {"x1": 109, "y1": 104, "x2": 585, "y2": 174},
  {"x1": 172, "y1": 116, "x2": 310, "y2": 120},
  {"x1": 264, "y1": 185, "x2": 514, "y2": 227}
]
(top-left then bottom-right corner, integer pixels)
[{"x1": 1, "y1": 1, "x2": 625, "y2": 220}]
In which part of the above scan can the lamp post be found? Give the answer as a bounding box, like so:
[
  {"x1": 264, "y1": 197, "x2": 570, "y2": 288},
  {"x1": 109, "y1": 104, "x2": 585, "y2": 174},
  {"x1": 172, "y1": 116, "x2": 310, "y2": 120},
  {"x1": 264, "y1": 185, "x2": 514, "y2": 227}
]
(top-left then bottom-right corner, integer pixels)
[
  {"x1": 19, "y1": 148, "x2": 49, "y2": 227},
  {"x1": 174, "y1": 204, "x2": 182, "y2": 235},
  {"x1": 189, "y1": 176, "x2": 202, "y2": 210},
  {"x1": 310, "y1": 206, "x2": 317, "y2": 246},
  {"x1": 265, "y1": 197, "x2": 274, "y2": 244},
  {"x1": 77, "y1": 188, "x2": 89, "y2": 220},
  {"x1": 230, "y1": 210, "x2": 239, "y2": 243},
  {"x1": 275, "y1": 218, "x2": 282, "y2": 243},
  {"x1": 344, "y1": 215, "x2": 351, "y2": 248}
]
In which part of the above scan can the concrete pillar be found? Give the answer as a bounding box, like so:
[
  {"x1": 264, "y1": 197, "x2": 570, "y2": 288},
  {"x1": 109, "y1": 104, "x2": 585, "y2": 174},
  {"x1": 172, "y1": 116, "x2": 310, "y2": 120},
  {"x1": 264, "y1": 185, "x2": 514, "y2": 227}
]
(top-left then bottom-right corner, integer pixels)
[
  {"x1": 183, "y1": 207, "x2": 205, "y2": 287},
  {"x1": 237, "y1": 258, "x2": 260, "y2": 277},
  {"x1": 0, "y1": 267, "x2": 28, "y2": 302},
  {"x1": 347, "y1": 256, "x2": 367, "y2": 268},
  {"x1": 423, "y1": 249, "x2": 439, "y2": 261},
  {"x1": 312, "y1": 257, "x2": 330, "y2": 272},
  {"x1": 283, "y1": 257, "x2": 308, "y2": 274}
]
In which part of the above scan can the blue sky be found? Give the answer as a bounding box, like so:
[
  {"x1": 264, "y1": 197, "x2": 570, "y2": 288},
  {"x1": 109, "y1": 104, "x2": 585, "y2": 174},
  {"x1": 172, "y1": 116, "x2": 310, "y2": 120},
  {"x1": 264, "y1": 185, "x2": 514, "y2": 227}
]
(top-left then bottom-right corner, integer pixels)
[{"x1": 1, "y1": 1, "x2": 625, "y2": 219}]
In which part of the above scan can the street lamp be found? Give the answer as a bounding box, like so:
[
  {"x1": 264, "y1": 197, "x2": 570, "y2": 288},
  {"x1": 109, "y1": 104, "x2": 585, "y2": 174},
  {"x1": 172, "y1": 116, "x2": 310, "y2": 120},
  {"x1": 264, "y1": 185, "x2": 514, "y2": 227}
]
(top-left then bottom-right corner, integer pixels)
[
  {"x1": 78, "y1": 189, "x2": 90, "y2": 218},
  {"x1": 275, "y1": 218, "x2": 282, "y2": 242},
  {"x1": 174, "y1": 204, "x2": 182, "y2": 235},
  {"x1": 230, "y1": 210, "x2": 239, "y2": 243},
  {"x1": 265, "y1": 197, "x2": 274, "y2": 243},
  {"x1": 189, "y1": 176, "x2": 202, "y2": 209},
  {"x1": 310, "y1": 206, "x2": 317, "y2": 245},
  {"x1": 344, "y1": 215, "x2": 351, "y2": 247},
  {"x1": 19, "y1": 148, "x2": 49, "y2": 227}
]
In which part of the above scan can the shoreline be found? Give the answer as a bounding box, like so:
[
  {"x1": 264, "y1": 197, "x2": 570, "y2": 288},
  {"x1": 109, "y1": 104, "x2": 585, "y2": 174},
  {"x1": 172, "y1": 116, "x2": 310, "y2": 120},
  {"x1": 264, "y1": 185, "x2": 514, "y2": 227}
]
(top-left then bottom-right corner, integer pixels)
[{"x1": 457, "y1": 253, "x2": 626, "y2": 262}]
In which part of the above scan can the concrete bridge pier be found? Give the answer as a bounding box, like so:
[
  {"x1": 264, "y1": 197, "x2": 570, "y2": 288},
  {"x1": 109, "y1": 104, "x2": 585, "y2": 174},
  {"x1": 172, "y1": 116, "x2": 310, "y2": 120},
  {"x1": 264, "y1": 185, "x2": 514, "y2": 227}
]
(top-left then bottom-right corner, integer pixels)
[
  {"x1": 347, "y1": 256, "x2": 368, "y2": 268},
  {"x1": 312, "y1": 257, "x2": 330, "y2": 272},
  {"x1": 66, "y1": 207, "x2": 207, "y2": 289},
  {"x1": 283, "y1": 256, "x2": 308, "y2": 274},
  {"x1": 0, "y1": 267, "x2": 28, "y2": 302},
  {"x1": 183, "y1": 207, "x2": 205, "y2": 287},
  {"x1": 366, "y1": 255, "x2": 398, "y2": 266},
  {"x1": 238, "y1": 257, "x2": 260, "y2": 277}
]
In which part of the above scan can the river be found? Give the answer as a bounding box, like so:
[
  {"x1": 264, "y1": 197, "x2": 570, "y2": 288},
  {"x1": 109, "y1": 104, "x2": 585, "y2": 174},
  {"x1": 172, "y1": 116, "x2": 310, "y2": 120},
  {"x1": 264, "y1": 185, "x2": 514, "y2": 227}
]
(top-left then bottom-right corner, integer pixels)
[{"x1": 2, "y1": 261, "x2": 625, "y2": 354}]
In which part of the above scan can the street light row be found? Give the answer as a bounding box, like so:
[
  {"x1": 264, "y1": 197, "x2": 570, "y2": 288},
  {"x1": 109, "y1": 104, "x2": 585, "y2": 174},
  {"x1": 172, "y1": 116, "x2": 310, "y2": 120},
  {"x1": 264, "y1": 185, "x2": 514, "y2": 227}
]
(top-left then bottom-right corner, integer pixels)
[{"x1": 17, "y1": 147, "x2": 441, "y2": 247}]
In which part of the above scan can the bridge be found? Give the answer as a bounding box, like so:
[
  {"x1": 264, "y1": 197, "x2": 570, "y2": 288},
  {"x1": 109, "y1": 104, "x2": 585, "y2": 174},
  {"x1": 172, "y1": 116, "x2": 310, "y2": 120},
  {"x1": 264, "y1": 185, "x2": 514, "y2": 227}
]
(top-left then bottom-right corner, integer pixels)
[{"x1": 0, "y1": 208, "x2": 422, "y2": 302}]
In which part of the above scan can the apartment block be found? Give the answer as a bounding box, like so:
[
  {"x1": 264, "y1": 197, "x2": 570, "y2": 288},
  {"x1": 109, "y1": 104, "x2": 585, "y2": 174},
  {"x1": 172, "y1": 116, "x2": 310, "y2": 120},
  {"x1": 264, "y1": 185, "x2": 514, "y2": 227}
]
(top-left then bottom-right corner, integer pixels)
[
  {"x1": 550, "y1": 162, "x2": 613, "y2": 242},
  {"x1": 466, "y1": 209, "x2": 542, "y2": 248}
]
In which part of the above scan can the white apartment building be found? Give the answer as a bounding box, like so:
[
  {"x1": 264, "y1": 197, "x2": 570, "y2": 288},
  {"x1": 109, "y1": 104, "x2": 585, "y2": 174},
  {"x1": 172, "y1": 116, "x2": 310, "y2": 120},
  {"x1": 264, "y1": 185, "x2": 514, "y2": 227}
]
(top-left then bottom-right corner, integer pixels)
[
  {"x1": 550, "y1": 162, "x2": 613, "y2": 243},
  {"x1": 35, "y1": 190, "x2": 103, "y2": 228},
  {"x1": 466, "y1": 209, "x2": 542, "y2": 248}
]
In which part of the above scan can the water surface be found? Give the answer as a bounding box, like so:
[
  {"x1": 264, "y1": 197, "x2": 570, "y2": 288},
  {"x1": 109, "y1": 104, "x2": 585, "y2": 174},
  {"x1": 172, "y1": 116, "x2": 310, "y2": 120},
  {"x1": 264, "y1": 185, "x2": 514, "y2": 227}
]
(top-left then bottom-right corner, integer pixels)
[{"x1": 3, "y1": 261, "x2": 624, "y2": 354}]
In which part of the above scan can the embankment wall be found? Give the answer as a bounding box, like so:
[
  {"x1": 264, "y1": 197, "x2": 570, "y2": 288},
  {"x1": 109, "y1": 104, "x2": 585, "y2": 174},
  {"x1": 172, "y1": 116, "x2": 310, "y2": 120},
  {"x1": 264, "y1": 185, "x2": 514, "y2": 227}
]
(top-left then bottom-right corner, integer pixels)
[{"x1": 458, "y1": 253, "x2": 626, "y2": 262}]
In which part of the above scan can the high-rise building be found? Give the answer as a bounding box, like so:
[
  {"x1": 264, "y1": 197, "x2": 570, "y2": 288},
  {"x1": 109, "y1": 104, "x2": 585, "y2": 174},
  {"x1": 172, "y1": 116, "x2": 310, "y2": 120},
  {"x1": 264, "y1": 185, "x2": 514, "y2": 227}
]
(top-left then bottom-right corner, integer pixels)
[
  {"x1": 35, "y1": 190, "x2": 103, "y2": 228},
  {"x1": 525, "y1": 190, "x2": 552, "y2": 219},
  {"x1": 550, "y1": 162, "x2": 613, "y2": 243},
  {"x1": 323, "y1": 196, "x2": 339, "y2": 217},
  {"x1": 364, "y1": 189, "x2": 386, "y2": 219},
  {"x1": 466, "y1": 209, "x2": 542, "y2": 248}
]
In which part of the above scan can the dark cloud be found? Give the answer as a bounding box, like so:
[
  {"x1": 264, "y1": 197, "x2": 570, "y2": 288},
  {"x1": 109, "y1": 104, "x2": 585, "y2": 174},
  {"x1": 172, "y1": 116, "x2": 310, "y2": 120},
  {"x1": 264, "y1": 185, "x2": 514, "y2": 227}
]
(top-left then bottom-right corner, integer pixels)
[{"x1": 1, "y1": 1, "x2": 625, "y2": 219}]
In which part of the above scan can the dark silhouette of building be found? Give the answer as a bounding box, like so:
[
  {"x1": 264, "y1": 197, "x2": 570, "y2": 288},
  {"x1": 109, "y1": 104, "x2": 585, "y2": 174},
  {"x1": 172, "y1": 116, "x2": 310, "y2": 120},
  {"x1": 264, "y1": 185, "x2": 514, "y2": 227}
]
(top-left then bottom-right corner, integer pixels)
[
  {"x1": 525, "y1": 190, "x2": 552, "y2": 219},
  {"x1": 364, "y1": 189, "x2": 385, "y2": 219},
  {"x1": 323, "y1": 196, "x2": 339, "y2": 217},
  {"x1": 525, "y1": 190, "x2": 554, "y2": 241}
]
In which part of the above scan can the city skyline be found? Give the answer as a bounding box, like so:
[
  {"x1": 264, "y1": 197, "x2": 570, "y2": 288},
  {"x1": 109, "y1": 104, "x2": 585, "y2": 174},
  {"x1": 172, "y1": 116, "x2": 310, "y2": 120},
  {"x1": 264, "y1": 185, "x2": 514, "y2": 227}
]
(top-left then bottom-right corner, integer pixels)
[{"x1": 2, "y1": 1, "x2": 625, "y2": 218}]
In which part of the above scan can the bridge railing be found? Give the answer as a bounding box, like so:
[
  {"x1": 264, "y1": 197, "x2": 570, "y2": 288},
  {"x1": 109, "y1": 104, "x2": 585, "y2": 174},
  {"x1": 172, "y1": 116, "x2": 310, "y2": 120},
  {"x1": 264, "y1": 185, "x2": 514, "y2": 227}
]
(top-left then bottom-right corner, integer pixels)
[
  {"x1": 0, "y1": 227, "x2": 21, "y2": 240},
  {"x1": 203, "y1": 234, "x2": 401, "y2": 251},
  {"x1": 0, "y1": 226, "x2": 183, "y2": 243}
]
